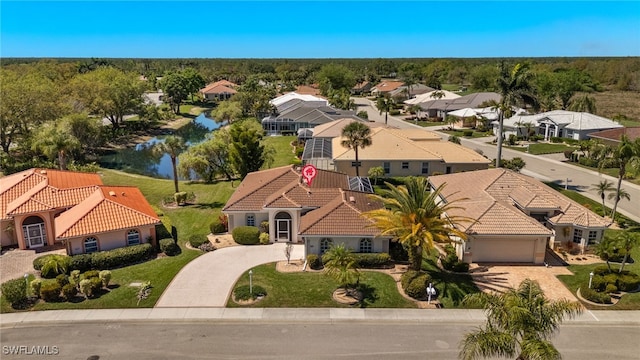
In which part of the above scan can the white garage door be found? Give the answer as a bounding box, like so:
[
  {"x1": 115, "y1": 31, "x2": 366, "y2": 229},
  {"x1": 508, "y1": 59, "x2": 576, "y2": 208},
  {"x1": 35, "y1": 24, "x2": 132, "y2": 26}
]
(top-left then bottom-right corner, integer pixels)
[{"x1": 473, "y1": 238, "x2": 535, "y2": 263}]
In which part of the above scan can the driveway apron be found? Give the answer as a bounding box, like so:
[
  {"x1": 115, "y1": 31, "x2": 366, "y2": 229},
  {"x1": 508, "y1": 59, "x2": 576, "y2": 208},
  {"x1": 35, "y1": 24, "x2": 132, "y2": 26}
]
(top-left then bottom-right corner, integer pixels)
[{"x1": 156, "y1": 243, "x2": 304, "y2": 307}]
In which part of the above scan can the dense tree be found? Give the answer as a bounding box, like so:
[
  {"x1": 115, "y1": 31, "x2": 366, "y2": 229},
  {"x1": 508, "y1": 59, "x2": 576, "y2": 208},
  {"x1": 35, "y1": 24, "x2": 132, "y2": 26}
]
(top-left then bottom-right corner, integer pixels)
[
  {"x1": 470, "y1": 64, "x2": 499, "y2": 91},
  {"x1": 153, "y1": 135, "x2": 187, "y2": 193},
  {"x1": 341, "y1": 122, "x2": 372, "y2": 177},
  {"x1": 72, "y1": 67, "x2": 145, "y2": 133},
  {"x1": 177, "y1": 128, "x2": 234, "y2": 182},
  {"x1": 459, "y1": 279, "x2": 582, "y2": 360},
  {"x1": 322, "y1": 243, "x2": 360, "y2": 296},
  {"x1": 229, "y1": 120, "x2": 266, "y2": 179},
  {"x1": 212, "y1": 101, "x2": 243, "y2": 124},
  {"x1": 375, "y1": 95, "x2": 394, "y2": 125},
  {"x1": 590, "y1": 180, "x2": 615, "y2": 215},
  {"x1": 364, "y1": 178, "x2": 470, "y2": 270},
  {"x1": 495, "y1": 62, "x2": 538, "y2": 168},
  {"x1": 329, "y1": 89, "x2": 356, "y2": 111},
  {"x1": 233, "y1": 76, "x2": 277, "y2": 118},
  {"x1": 159, "y1": 68, "x2": 205, "y2": 114},
  {"x1": 423, "y1": 59, "x2": 451, "y2": 90},
  {"x1": 368, "y1": 166, "x2": 385, "y2": 185},
  {"x1": 316, "y1": 64, "x2": 356, "y2": 96},
  {"x1": 31, "y1": 122, "x2": 81, "y2": 170},
  {"x1": 398, "y1": 62, "x2": 420, "y2": 98}
]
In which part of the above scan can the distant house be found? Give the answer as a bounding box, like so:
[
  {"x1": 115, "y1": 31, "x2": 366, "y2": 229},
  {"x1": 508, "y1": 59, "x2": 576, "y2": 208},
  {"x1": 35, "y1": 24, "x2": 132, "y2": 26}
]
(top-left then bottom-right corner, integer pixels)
[
  {"x1": 370, "y1": 80, "x2": 405, "y2": 96},
  {"x1": 0, "y1": 169, "x2": 160, "y2": 255},
  {"x1": 429, "y1": 169, "x2": 609, "y2": 264},
  {"x1": 295, "y1": 84, "x2": 322, "y2": 96},
  {"x1": 389, "y1": 84, "x2": 435, "y2": 101},
  {"x1": 587, "y1": 127, "x2": 640, "y2": 147},
  {"x1": 200, "y1": 80, "x2": 238, "y2": 101},
  {"x1": 495, "y1": 110, "x2": 624, "y2": 141},
  {"x1": 301, "y1": 120, "x2": 490, "y2": 175},
  {"x1": 419, "y1": 92, "x2": 501, "y2": 119},
  {"x1": 222, "y1": 166, "x2": 390, "y2": 256},
  {"x1": 351, "y1": 81, "x2": 372, "y2": 95}
]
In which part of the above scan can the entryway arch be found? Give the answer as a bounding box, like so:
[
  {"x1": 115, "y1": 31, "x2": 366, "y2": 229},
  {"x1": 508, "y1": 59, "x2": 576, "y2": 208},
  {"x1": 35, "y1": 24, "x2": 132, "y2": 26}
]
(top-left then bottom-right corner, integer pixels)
[
  {"x1": 274, "y1": 212, "x2": 292, "y2": 242},
  {"x1": 22, "y1": 215, "x2": 47, "y2": 248}
]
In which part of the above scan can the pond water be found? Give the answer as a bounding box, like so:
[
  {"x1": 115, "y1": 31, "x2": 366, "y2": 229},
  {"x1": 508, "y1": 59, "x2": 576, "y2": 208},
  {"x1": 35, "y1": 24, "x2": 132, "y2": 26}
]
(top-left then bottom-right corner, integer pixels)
[{"x1": 100, "y1": 113, "x2": 224, "y2": 179}]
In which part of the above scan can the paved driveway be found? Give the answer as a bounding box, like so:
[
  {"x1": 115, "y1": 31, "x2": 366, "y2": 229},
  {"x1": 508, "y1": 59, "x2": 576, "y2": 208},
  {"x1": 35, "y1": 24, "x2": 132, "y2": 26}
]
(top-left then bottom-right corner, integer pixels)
[
  {"x1": 0, "y1": 248, "x2": 66, "y2": 285},
  {"x1": 156, "y1": 243, "x2": 305, "y2": 307}
]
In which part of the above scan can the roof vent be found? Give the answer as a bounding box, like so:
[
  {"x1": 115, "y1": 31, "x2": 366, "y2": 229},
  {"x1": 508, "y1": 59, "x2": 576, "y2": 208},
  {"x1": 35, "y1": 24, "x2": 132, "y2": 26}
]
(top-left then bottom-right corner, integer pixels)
[
  {"x1": 121, "y1": 192, "x2": 126, "y2": 196},
  {"x1": 109, "y1": 191, "x2": 116, "y2": 197},
  {"x1": 349, "y1": 196, "x2": 356, "y2": 203},
  {"x1": 40, "y1": 170, "x2": 47, "y2": 174}
]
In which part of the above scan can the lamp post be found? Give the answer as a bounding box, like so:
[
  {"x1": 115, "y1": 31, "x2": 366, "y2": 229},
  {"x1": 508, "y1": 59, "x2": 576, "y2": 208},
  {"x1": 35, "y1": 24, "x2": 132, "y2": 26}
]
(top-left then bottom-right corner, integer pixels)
[
  {"x1": 249, "y1": 269, "x2": 253, "y2": 295},
  {"x1": 589, "y1": 271, "x2": 594, "y2": 289},
  {"x1": 24, "y1": 273, "x2": 29, "y2": 296},
  {"x1": 426, "y1": 283, "x2": 436, "y2": 304}
]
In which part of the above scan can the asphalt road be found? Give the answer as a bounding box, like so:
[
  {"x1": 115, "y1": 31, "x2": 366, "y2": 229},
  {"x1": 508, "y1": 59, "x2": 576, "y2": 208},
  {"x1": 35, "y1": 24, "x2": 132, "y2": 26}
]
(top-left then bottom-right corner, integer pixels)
[
  {"x1": 353, "y1": 97, "x2": 640, "y2": 223},
  {"x1": 1, "y1": 321, "x2": 638, "y2": 360}
]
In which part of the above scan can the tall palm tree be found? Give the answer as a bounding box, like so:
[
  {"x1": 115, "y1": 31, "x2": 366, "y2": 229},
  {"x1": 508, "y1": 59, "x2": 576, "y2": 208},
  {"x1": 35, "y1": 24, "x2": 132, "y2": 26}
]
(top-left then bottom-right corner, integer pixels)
[
  {"x1": 341, "y1": 121, "x2": 372, "y2": 177},
  {"x1": 154, "y1": 135, "x2": 187, "y2": 193},
  {"x1": 495, "y1": 62, "x2": 538, "y2": 168},
  {"x1": 322, "y1": 243, "x2": 360, "y2": 296},
  {"x1": 364, "y1": 177, "x2": 471, "y2": 270},
  {"x1": 590, "y1": 179, "x2": 615, "y2": 216},
  {"x1": 375, "y1": 95, "x2": 394, "y2": 125},
  {"x1": 31, "y1": 123, "x2": 80, "y2": 170},
  {"x1": 616, "y1": 231, "x2": 640, "y2": 273},
  {"x1": 607, "y1": 187, "x2": 631, "y2": 220},
  {"x1": 568, "y1": 94, "x2": 597, "y2": 114},
  {"x1": 603, "y1": 135, "x2": 640, "y2": 222},
  {"x1": 459, "y1": 279, "x2": 582, "y2": 360}
]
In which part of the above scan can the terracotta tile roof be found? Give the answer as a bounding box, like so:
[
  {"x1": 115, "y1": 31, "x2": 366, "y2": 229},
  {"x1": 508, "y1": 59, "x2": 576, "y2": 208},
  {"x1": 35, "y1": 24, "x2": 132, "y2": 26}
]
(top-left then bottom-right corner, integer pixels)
[
  {"x1": 55, "y1": 186, "x2": 160, "y2": 239},
  {"x1": 1, "y1": 168, "x2": 102, "y2": 220},
  {"x1": 372, "y1": 81, "x2": 405, "y2": 93},
  {"x1": 429, "y1": 169, "x2": 609, "y2": 235},
  {"x1": 446, "y1": 200, "x2": 550, "y2": 235},
  {"x1": 295, "y1": 85, "x2": 322, "y2": 96},
  {"x1": 589, "y1": 127, "x2": 640, "y2": 142},
  {"x1": 200, "y1": 80, "x2": 237, "y2": 93},
  {"x1": 299, "y1": 190, "x2": 383, "y2": 236}
]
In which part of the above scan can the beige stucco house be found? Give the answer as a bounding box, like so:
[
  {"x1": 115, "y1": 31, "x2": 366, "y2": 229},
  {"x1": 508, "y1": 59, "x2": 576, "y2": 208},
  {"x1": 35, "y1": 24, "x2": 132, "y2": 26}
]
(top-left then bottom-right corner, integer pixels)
[
  {"x1": 0, "y1": 168, "x2": 160, "y2": 255},
  {"x1": 429, "y1": 169, "x2": 609, "y2": 264},
  {"x1": 222, "y1": 165, "x2": 389, "y2": 256}
]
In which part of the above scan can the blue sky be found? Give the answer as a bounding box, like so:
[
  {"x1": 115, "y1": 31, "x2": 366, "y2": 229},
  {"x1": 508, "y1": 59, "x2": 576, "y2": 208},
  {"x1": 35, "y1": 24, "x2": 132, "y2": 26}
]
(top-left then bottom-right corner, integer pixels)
[{"x1": 1, "y1": 1, "x2": 639, "y2": 58}]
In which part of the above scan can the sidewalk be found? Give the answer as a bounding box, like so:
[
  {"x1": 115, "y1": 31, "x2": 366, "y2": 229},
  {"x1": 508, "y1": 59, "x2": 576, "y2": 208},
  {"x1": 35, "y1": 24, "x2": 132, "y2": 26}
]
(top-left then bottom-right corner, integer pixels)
[{"x1": 2, "y1": 308, "x2": 639, "y2": 327}]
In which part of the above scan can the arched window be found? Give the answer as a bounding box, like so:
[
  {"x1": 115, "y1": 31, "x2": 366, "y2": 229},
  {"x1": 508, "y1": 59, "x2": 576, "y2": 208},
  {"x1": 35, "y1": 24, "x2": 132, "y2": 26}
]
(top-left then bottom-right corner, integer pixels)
[
  {"x1": 320, "y1": 238, "x2": 333, "y2": 254},
  {"x1": 359, "y1": 238, "x2": 372, "y2": 253},
  {"x1": 127, "y1": 229, "x2": 140, "y2": 246},
  {"x1": 84, "y1": 237, "x2": 99, "y2": 253}
]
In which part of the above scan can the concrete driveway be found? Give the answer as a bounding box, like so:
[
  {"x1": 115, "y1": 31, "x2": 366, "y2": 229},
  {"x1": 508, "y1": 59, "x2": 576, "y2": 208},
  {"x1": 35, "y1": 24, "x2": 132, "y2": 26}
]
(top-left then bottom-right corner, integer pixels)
[
  {"x1": 0, "y1": 248, "x2": 66, "y2": 285},
  {"x1": 156, "y1": 243, "x2": 305, "y2": 308}
]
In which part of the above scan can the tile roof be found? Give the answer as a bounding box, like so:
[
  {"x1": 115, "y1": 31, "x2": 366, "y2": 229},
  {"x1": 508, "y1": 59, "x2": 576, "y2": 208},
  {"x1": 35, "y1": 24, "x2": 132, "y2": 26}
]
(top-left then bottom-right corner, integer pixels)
[
  {"x1": 428, "y1": 169, "x2": 609, "y2": 235},
  {"x1": 501, "y1": 110, "x2": 623, "y2": 131},
  {"x1": 588, "y1": 127, "x2": 640, "y2": 142},
  {"x1": 299, "y1": 190, "x2": 383, "y2": 236},
  {"x1": 55, "y1": 186, "x2": 160, "y2": 239},
  {"x1": 295, "y1": 85, "x2": 322, "y2": 96},
  {"x1": 200, "y1": 80, "x2": 237, "y2": 93},
  {"x1": 371, "y1": 81, "x2": 405, "y2": 93},
  {"x1": 311, "y1": 118, "x2": 387, "y2": 139},
  {"x1": 419, "y1": 92, "x2": 501, "y2": 111},
  {"x1": 202, "y1": 84, "x2": 237, "y2": 95}
]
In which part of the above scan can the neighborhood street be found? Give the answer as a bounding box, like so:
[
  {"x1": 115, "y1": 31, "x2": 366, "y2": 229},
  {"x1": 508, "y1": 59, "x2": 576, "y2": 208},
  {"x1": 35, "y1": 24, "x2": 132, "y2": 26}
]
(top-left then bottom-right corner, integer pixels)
[{"x1": 353, "y1": 98, "x2": 640, "y2": 223}]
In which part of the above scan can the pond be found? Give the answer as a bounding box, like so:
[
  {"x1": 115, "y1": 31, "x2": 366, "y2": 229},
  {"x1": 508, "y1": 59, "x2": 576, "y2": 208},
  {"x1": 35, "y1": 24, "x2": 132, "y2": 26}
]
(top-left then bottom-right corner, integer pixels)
[{"x1": 100, "y1": 113, "x2": 224, "y2": 179}]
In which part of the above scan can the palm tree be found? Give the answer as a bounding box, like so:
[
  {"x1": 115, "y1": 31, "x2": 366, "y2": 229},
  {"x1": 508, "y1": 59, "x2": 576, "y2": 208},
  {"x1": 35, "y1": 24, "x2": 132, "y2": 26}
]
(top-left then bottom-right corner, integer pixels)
[
  {"x1": 495, "y1": 62, "x2": 538, "y2": 168},
  {"x1": 590, "y1": 180, "x2": 615, "y2": 216},
  {"x1": 603, "y1": 135, "x2": 640, "y2": 222},
  {"x1": 459, "y1": 279, "x2": 582, "y2": 360},
  {"x1": 364, "y1": 177, "x2": 471, "y2": 271},
  {"x1": 616, "y1": 231, "x2": 640, "y2": 273},
  {"x1": 607, "y1": 187, "x2": 631, "y2": 220},
  {"x1": 375, "y1": 95, "x2": 394, "y2": 125},
  {"x1": 341, "y1": 121, "x2": 372, "y2": 177},
  {"x1": 595, "y1": 235, "x2": 617, "y2": 273},
  {"x1": 31, "y1": 123, "x2": 80, "y2": 170},
  {"x1": 154, "y1": 135, "x2": 187, "y2": 193},
  {"x1": 322, "y1": 243, "x2": 360, "y2": 296},
  {"x1": 568, "y1": 95, "x2": 597, "y2": 114}
]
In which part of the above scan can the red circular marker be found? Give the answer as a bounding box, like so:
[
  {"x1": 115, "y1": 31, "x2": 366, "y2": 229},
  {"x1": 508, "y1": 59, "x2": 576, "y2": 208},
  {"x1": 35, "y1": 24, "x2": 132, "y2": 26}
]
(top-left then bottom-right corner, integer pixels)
[{"x1": 302, "y1": 164, "x2": 317, "y2": 186}]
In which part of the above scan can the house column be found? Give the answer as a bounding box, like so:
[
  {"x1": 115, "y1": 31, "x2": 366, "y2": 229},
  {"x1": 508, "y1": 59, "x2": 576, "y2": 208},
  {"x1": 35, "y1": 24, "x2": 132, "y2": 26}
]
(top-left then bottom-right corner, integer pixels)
[
  {"x1": 554, "y1": 126, "x2": 559, "y2": 138},
  {"x1": 544, "y1": 124, "x2": 550, "y2": 141}
]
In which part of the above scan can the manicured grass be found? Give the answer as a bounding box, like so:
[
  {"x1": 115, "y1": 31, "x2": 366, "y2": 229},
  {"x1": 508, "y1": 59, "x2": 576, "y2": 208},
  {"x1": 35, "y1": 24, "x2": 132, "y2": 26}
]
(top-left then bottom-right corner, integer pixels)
[
  {"x1": 441, "y1": 129, "x2": 493, "y2": 138},
  {"x1": 227, "y1": 263, "x2": 417, "y2": 308},
  {"x1": 422, "y1": 255, "x2": 480, "y2": 308},
  {"x1": 506, "y1": 143, "x2": 576, "y2": 155},
  {"x1": 262, "y1": 135, "x2": 298, "y2": 168},
  {"x1": 557, "y1": 230, "x2": 640, "y2": 310},
  {"x1": 406, "y1": 120, "x2": 445, "y2": 127}
]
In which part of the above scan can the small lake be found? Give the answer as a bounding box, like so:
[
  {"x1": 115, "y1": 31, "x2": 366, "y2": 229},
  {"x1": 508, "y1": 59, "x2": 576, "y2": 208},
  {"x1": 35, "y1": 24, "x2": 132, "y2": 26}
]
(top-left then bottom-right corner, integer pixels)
[{"x1": 100, "y1": 113, "x2": 224, "y2": 179}]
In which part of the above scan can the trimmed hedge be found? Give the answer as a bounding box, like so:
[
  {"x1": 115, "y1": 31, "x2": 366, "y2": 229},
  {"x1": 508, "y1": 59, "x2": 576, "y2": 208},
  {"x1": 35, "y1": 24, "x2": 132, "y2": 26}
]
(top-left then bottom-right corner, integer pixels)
[
  {"x1": 62, "y1": 283, "x2": 78, "y2": 300},
  {"x1": 56, "y1": 274, "x2": 69, "y2": 288},
  {"x1": 307, "y1": 254, "x2": 323, "y2": 270},
  {"x1": 188, "y1": 234, "x2": 209, "y2": 248},
  {"x1": 90, "y1": 243, "x2": 155, "y2": 269},
  {"x1": 353, "y1": 253, "x2": 391, "y2": 268},
  {"x1": 69, "y1": 254, "x2": 93, "y2": 273},
  {"x1": 232, "y1": 226, "x2": 260, "y2": 245},
  {"x1": 1, "y1": 278, "x2": 28, "y2": 306},
  {"x1": 40, "y1": 282, "x2": 62, "y2": 302},
  {"x1": 209, "y1": 219, "x2": 227, "y2": 234},
  {"x1": 160, "y1": 238, "x2": 181, "y2": 256},
  {"x1": 401, "y1": 270, "x2": 432, "y2": 299},
  {"x1": 581, "y1": 286, "x2": 612, "y2": 304},
  {"x1": 234, "y1": 284, "x2": 267, "y2": 301}
]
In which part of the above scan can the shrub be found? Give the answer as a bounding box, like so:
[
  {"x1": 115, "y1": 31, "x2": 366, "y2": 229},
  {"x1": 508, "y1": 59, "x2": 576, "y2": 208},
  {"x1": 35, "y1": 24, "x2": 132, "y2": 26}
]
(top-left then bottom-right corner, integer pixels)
[
  {"x1": 591, "y1": 275, "x2": 606, "y2": 291},
  {"x1": 40, "y1": 282, "x2": 62, "y2": 302},
  {"x1": 89, "y1": 277, "x2": 103, "y2": 293},
  {"x1": 307, "y1": 254, "x2": 323, "y2": 270},
  {"x1": 550, "y1": 136, "x2": 563, "y2": 143},
  {"x1": 507, "y1": 134, "x2": 518, "y2": 145},
  {"x1": 79, "y1": 279, "x2": 92, "y2": 299},
  {"x1": 578, "y1": 157, "x2": 598, "y2": 167},
  {"x1": 70, "y1": 270, "x2": 81, "y2": 286},
  {"x1": 353, "y1": 253, "x2": 391, "y2": 268},
  {"x1": 232, "y1": 226, "x2": 260, "y2": 245},
  {"x1": 99, "y1": 270, "x2": 112, "y2": 288},
  {"x1": 463, "y1": 130, "x2": 473, "y2": 137},
  {"x1": 581, "y1": 286, "x2": 611, "y2": 304},
  {"x1": 593, "y1": 265, "x2": 610, "y2": 275},
  {"x1": 56, "y1": 274, "x2": 69, "y2": 287},
  {"x1": 188, "y1": 234, "x2": 208, "y2": 248},
  {"x1": 448, "y1": 135, "x2": 461, "y2": 144},
  {"x1": 69, "y1": 254, "x2": 93, "y2": 273},
  {"x1": 33, "y1": 254, "x2": 56, "y2": 270},
  {"x1": 1, "y1": 278, "x2": 28, "y2": 306},
  {"x1": 174, "y1": 191, "x2": 188, "y2": 205},
  {"x1": 400, "y1": 270, "x2": 421, "y2": 290},
  {"x1": 62, "y1": 283, "x2": 78, "y2": 301},
  {"x1": 234, "y1": 284, "x2": 267, "y2": 301},
  {"x1": 198, "y1": 242, "x2": 216, "y2": 252},
  {"x1": 389, "y1": 109, "x2": 401, "y2": 116},
  {"x1": 617, "y1": 273, "x2": 640, "y2": 291},
  {"x1": 405, "y1": 273, "x2": 431, "y2": 299},
  {"x1": 260, "y1": 221, "x2": 269, "y2": 233},
  {"x1": 86, "y1": 243, "x2": 154, "y2": 269},
  {"x1": 40, "y1": 255, "x2": 71, "y2": 278},
  {"x1": 30, "y1": 278, "x2": 42, "y2": 298},
  {"x1": 605, "y1": 284, "x2": 618, "y2": 293},
  {"x1": 259, "y1": 232, "x2": 270, "y2": 245},
  {"x1": 83, "y1": 270, "x2": 100, "y2": 279},
  {"x1": 356, "y1": 111, "x2": 368, "y2": 119},
  {"x1": 563, "y1": 150, "x2": 575, "y2": 160},
  {"x1": 209, "y1": 219, "x2": 227, "y2": 234},
  {"x1": 160, "y1": 238, "x2": 181, "y2": 256},
  {"x1": 452, "y1": 261, "x2": 470, "y2": 273}
]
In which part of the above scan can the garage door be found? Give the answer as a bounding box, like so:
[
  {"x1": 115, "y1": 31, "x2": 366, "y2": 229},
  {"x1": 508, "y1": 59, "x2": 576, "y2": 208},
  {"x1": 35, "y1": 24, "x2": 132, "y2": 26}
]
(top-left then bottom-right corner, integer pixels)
[{"x1": 473, "y1": 238, "x2": 535, "y2": 263}]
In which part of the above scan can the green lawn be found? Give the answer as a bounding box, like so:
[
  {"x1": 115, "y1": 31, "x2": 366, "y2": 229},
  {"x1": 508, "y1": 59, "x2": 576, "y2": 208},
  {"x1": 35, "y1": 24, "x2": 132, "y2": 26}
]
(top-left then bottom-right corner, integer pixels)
[
  {"x1": 262, "y1": 135, "x2": 298, "y2": 168},
  {"x1": 406, "y1": 120, "x2": 446, "y2": 127},
  {"x1": 507, "y1": 143, "x2": 576, "y2": 155},
  {"x1": 422, "y1": 255, "x2": 480, "y2": 308},
  {"x1": 557, "y1": 230, "x2": 640, "y2": 310},
  {"x1": 227, "y1": 263, "x2": 417, "y2": 308},
  {"x1": 441, "y1": 129, "x2": 493, "y2": 138}
]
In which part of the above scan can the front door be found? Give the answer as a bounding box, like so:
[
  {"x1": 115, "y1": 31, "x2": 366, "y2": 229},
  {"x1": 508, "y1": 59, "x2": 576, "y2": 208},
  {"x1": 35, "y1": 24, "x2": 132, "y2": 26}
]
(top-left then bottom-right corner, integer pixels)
[
  {"x1": 276, "y1": 219, "x2": 290, "y2": 242},
  {"x1": 23, "y1": 223, "x2": 46, "y2": 248}
]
